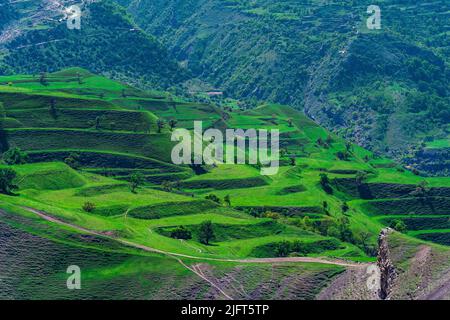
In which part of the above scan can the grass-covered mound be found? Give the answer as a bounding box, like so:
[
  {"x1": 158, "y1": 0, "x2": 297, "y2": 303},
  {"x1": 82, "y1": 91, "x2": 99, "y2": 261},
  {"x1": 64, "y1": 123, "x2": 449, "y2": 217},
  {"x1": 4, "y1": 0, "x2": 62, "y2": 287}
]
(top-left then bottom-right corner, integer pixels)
[
  {"x1": 276, "y1": 184, "x2": 307, "y2": 195},
  {"x1": 158, "y1": 220, "x2": 287, "y2": 242},
  {"x1": 235, "y1": 206, "x2": 324, "y2": 218},
  {"x1": 250, "y1": 239, "x2": 342, "y2": 258},
  {"x1": 180, "y1": 176, "x2": 269, "y2": 190},
  {"x1": 128, "y1": 200, "x2": 219, "y2": 220},
  {"x1": 335, "y1": 178, "x2": 450, "y2": 199},
  {"x1": 0, "y1": 91, "x2": 118, "y2": 111},
  {"x1": 3, "y1": 162, "x2": 86, "y2": 191},
  {"x1": 6, "y1": 108, "x2": 156, "y2": 132},
  {"x1": 27, "y1": 150, "x2": 181, "y2": 172},
  {"x1": 6, "y1": 129, "x2": 174, "y2": 161},
  {"x1": 364, "y1": 197, "x2": 450, "y2": 216}
]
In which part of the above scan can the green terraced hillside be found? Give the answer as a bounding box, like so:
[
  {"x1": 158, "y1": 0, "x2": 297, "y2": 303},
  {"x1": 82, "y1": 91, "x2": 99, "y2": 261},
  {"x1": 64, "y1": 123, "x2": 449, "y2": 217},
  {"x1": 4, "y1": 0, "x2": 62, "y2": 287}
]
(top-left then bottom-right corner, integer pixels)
[{"x1": 0, "y1": 69, "x2": 449, "y2": 299}]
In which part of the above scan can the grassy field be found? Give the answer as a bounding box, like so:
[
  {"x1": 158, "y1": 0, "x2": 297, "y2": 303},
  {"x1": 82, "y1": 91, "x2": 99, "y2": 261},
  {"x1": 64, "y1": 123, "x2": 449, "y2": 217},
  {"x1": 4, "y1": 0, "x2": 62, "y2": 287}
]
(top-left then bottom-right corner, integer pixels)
[{"x1": 0, "y1": 68, "x2": 449, "y2": 298}]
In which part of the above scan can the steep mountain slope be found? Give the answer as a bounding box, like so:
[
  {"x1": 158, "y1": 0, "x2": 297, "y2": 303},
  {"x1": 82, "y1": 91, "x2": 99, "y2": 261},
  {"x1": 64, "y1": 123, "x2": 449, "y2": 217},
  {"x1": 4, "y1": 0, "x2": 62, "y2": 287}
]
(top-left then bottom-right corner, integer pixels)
[
  {"x1": 0, "y1": 0, "x2": 187, "y2": 89},
  {"x1": 0, "y1": 69, "x2": 449, "y2": 299},
  {"x1": 116, "y1": 0, "x2": 449, "y2": 175}
]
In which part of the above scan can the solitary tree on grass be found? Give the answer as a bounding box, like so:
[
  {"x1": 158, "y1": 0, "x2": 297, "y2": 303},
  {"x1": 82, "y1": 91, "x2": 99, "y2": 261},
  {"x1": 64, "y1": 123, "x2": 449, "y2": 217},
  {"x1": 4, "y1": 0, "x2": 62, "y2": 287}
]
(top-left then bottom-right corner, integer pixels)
[
  {"x1": 39, "y1": 72, "x2": 48, "y2": 86},
  {"x1": 205, "y1": 194, "x2": 221, "y2": 204},
  {"x1": 198, "y1": 220, "x2": 215, "y2": 245},
  {"x1": 290, "y1": 157, "x2": 296, "y2": 166},
  {"x1": 129, "y1": 173, "x2": 144, "y2": 193},
  {"x1": 157, "y1": 119, "x2": 165, "y2": 133},
  {"x1": 224, "y1": 194, "x2": 231, "y2": 207},
  {"x1": 0, "y1": 168, "x2": 18, "y2": 195},
  {"x1": 168, "y1": 119, "x2": 178, "y2": 131}
]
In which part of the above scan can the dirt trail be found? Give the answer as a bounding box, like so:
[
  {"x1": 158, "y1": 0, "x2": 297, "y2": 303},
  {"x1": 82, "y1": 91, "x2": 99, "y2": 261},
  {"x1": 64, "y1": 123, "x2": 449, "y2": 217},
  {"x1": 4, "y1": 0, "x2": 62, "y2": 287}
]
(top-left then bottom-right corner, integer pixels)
[
  {"x1": 24, "y1": 206, "x2": 367, "y2": 268},
  {"x1": 424, "y1": 276, "x2": 450, "y2": 300},
  {"x1": 414, "y1": 246, "x2": 450, "y2": 300},
  {"x1": 22, "y1": 206, "x2": 372, "y2": 298}
]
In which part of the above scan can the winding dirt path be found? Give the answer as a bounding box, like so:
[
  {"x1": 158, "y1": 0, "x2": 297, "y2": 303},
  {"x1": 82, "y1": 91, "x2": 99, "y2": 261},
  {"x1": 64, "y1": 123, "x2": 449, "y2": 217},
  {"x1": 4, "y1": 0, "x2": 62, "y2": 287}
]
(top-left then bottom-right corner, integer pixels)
[
  {"x1": 23, "y1": 206, "x2": 367, "y2": 268},
  {"x1": 21, "y1": 206, "x2": 374, "y2": 299}
]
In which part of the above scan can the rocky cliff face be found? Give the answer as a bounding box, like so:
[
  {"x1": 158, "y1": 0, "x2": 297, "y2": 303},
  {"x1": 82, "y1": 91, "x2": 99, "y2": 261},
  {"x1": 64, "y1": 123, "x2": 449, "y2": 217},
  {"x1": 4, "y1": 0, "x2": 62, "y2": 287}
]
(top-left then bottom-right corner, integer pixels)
[{"x1": 377, "y1": 228, "x2": 397, "y2": 299}]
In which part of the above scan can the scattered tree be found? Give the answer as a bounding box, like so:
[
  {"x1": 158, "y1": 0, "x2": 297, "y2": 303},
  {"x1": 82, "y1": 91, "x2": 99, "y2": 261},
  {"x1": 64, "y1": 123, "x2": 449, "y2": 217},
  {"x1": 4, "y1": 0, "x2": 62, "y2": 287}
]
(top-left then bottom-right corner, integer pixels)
[
  {"x1": 49, "y1": 98, "x2": 57, "y2": 119},
  {"x1": 263, "y1": 211, "x2": 281, "y2": 220},
  {"x1": 275, "y1": 241, "x2": 290, "y2": 257},
  {"x1": 161, "y1": 180, "x2": 173, "y2": 192},
  {"x1": 355, "y1": 231, "x2": 372, "y2": 251},
  {"x1": 168, "y1": 119, "x2": 178, "y2": 131},
  {"x1": 289, "y1": 157, "x2": 296, "y2": 166},
  {"x1": 389, "y1": 219, "x2": 407, "y2": 233},
  {"x1": 82, "y1": 202, "x2": 96, "y2": 213},
  {"x1": 224, "y1": 194, "x2": 231, "y2": 207},
  {"x1": 170, "y1": 226, "x2": 192, "y2": 240},
  {"x1": 410, "y1": 180, "x2": 430, "y2": 198},
  {"x1": 336, "y1": 150, "x2": 350, "y2": 161},
  {"x1": 205, "y1": 194, "x2": 221, "y2": 204},
  {"x1": 39, "y1": 72, "x2": 48, "y2": 86},
  {"x1": 2, "y1": 147, "x2": 28, "y2": 165},
  {"x1": 64, "y1": 153, "x2": 81, "y2": 170},
  {"x1": 326, "y1": 135, "x2": 334, "y2": 145},
  {"x1": 198, "y1": 221, "x2": 215, "y2": 245},
  {"x1": 76, "y1": 72, "x2": 83, "y2": 85},
  {"x1": 95, "y1": 116, "x2": 101, "y2": 130},
  {"x1": 157, "y1": 119, "x2": 165, "y2": 133},
  {"x1": 287, "y1": 118, "x2": 293, "y2": 127},
  {"x1": 345, "y1": 141, "x2": 353, "y2": 152},
  {"x1": 317, "y1": 137, "x2": 324, "y2": 146},
  {"x1": 129, "y1": 173, "x2": 144, "y2": 193},
  {"x1": 0, "y1": 168, "x2": 18, "y2": 195},
  {"x1": 341, "y1": 202, "x2": 349, "y2": 213}
]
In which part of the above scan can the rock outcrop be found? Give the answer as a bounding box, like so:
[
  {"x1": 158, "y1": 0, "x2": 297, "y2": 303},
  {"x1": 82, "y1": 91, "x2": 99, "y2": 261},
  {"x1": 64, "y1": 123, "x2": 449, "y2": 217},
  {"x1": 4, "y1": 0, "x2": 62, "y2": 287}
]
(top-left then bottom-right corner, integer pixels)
[{"x1": 377, "y1": 228, "x2": 397, "y2": 299}]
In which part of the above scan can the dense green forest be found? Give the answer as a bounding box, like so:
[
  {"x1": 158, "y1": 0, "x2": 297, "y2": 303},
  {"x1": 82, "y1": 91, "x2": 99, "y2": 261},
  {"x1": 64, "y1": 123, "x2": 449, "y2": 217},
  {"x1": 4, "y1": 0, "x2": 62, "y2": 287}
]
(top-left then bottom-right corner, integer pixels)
[{"x1": 116, "y1": 0, "x2": 450, "y2": 175}]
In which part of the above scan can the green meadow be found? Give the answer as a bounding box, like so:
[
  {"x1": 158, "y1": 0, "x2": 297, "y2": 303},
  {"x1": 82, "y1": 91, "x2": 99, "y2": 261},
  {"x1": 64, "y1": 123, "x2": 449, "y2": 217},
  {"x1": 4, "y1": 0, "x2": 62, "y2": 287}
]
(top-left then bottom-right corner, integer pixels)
[{"x1": 1, "y1": 69, "x2": 449, "y2": 298}]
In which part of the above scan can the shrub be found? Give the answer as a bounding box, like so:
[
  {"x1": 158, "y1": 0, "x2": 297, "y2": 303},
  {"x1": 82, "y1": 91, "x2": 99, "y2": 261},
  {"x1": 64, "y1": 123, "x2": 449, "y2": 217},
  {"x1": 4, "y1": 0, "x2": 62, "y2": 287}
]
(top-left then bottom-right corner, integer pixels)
[
  {"x1": 336, "y1": 150, "x2": 350, "y2": 161},
  {"x1": 2, "y1": 147, "x2": 28, "y2": 165},
  {"x1": 170, "y1": 226, "x2": 192, "y2": 240},
  {"x1": 161, "y1": 180, "x2": 173, "y2": 192},
  {"x1": 64, "y1": 153, "x2": 81, "y2": 170},
  {"x1": 275, "y1": 241, "x2": 290, "y2": 257},
  {"x1": 342, "y1": 202, "x2": 349, "y2": 212},
  {"x1": 157, "y1": 119, "x2": 165, "y2": 133},
  {"x1": 205, "y1": 194, "x2": 221, "y2": 204},
  {"x1": 389, "y1": 219, "x2": 407, "y2": 233},
  {"x1": 224, "y1": 194, "x2": 231, "y2": 206},
  {"x1": 263, "y1": 211, "x2": 281, "y2": 220},
  {"x1": 0, "y1": 168, "x2": 18, "y2": 195},
  {"x1": 82, "y1": 202, "x2": 96, "y2": 213}
]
